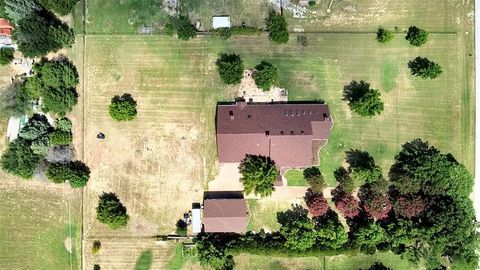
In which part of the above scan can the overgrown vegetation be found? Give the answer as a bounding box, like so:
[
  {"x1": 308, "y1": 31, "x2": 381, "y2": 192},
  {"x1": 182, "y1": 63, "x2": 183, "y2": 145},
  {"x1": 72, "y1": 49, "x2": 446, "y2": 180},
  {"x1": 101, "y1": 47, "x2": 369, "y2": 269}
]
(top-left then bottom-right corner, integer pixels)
[
  {"x1": 0, "y1": 47, "x2": 14, "y2": 65},
  {"x1": 239, "y1": 154, "x2": 279, "y2": 197},
  {"x1": 266, "y1": 12, "x2": 289, "y2": 44},
  {"x1": 253, "y1": 61, "x2": 278, "y2": 91},
  {"x1": 213, "y1": 26, "x2": 261, "y2": 40},
  {"x1": 195, "y1": 139, "x2": 478, "y2": 269},
  {"x1": 109, "y1": 93, "x2": 137, "y2": 121},
  {"x1": 343, "y1": 80, "x2": 384, "y2": 117},
  {"x1": 37, "y1": 0, "x2": 78, "y2": 15},
  {"x1": 173, "y1": 15, "x2": 196, "y2": 41},
  {"x1": 407, "y1": 56, "x2": 442, "y2": 79},
  {"x1": 96, "y1": 193, "x2": 129, "y2": 229},
  {"x1": 215, "y1": 53, "x2": 244, "y2": 85}
]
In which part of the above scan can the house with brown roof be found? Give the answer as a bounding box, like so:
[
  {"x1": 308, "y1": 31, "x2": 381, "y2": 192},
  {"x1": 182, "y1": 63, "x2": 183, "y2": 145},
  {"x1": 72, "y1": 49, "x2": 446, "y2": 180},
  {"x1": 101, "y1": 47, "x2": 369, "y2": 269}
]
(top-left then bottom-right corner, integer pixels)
[
  {"x1": 203, "y1": 198, "x2": 248, "y2": 233},
  {"x1": 0, "y1": 18, "x2": 14, "y2": 36},
  {"x1": 216, "y1": 102, "x2": 333, "y2": 169}
]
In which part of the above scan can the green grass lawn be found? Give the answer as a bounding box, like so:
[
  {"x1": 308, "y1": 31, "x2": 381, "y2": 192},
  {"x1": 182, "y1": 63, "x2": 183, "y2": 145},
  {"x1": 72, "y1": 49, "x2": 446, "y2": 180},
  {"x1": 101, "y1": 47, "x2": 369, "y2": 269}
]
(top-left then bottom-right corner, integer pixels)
[
  {"x1": 285, "y1": 169, "x2": 308, "y2": 186},
  {"x1": 0, "y1": 183, "x2": 82, "y2": 270}
]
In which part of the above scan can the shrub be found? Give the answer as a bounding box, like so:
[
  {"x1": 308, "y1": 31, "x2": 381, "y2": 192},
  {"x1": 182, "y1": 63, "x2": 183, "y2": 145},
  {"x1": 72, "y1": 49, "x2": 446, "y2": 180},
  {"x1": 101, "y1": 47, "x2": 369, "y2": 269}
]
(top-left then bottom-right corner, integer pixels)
[
  {"x1": 37, "y1": 0, "x2": 79, "y2": 15},
  {"x1": 405, "y1": 26, "x2": 428, "y2": 46},
  {"x1": 96, "y1": 193, "x2": 129, "y2": 229},
  {"x1": 109, "y1": 93, "x2": 137, "y2": 121},
  {"x1": 215, "y1": 53, "x2": 244, "y2": 85},
  {"x1": 176, "y1": 219, "x2": 188, "y2": 236},
  {"x1": 92, "y1": 240, "x2": 101, "y2": 254},
  {"x1": 304, "y1": 190, "x2": 329, "y2": 217},
  {"x1": 93, "y1": 264, "x2": 101, "y2": 270},
  {"x1": 376, "y1": 27, "x2": 393, "y2": 43},
  {"x1": 55, "y1": 117, "x2": 72, "y2": 131},
  {"x1": 297, "y1": 34, "x2": 308, "y2": 47},
  {"x1": 164, "y1": 22, "x2": 174, "y2": 36},
  {"x1": 303, "y1": 167, "x2": 326, "y2": 193},
  {"x1": 50, "y1": 129, "x2": 72, "y2": 145},
  {"x1": 407, "y1": 56, "x2": 442, "y2": 79},
  {"x1": 266, "y1": 12, "x2": 289, "y2": 44},
  {"x1": 216, "y1": 27, "x2": 232, "y2": 39},
  {"x1": 174, "y1": 15, "x2": 196, "y2": 41},
  {"x1": 342, "y1": 80, "x2": 384, "y2": 117},
  {"x1": 334, "y1": 194, "x2": 360, "y2": 219},
  {"x1": 46, "y1": 161, "x2": 90, "y2": 187},
  {"x1": 253, "y1": 61, "x2": 278, "y2": 91},
  {"x1": 0, "y1": 47, "x2": 14, "y2": 65},
  {"x1": 308, "y1": 1, "x2": 316, "y2": 6},
  {"x1": 0, "y1": 137, "x2": 42, "y2": 179},
  {"x1": 239, "y1": 154, "x2": 279, "y2": 197}
]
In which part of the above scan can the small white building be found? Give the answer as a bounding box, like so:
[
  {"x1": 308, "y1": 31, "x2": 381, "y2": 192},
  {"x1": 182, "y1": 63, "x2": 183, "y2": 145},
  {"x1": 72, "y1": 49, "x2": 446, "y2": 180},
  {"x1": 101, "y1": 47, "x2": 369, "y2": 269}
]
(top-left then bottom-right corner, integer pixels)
[
  {"x1": 6, "y1": 115, "x2": 26, "y2": 142},
  {"x1": 191, "y1": 207, "x2": 202, "y2": 234},
  {"x1": 212, "y1": 16, "x2": 231, "y2": 29}
]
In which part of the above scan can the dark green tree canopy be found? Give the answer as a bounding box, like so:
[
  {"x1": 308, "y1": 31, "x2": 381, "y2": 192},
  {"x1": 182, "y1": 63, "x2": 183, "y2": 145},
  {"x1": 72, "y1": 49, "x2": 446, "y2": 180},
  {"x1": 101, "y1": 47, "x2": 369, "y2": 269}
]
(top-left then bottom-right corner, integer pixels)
[
  {"x1": 13, "y1": 9, "x2": 75, "y2": 57},
  {"x1": 277, "y1": 204, "x2": 318, "y2": 251},
  {"x1": 0, "y1": 47, "x2": 14, "y2": 65},
  {"x1": 46, "y1": 161, "x2": 90, "y2": 187},
  {"x1": 215, "y1": 53, "x2": 244, "y2": 85},
  {"x1": 195, "y1": 234, "x2": 235, "y2": 270},
  {"x1": 303, "y1": 166, "x2": 326, "y2": 193},
  {"x1": 31, "y1": 58, "x2": 79, "y2": 115},
  {"x1": 346, "y1": 149, "x2": 383, "y2": 184},
  {"x1": 4, "y1": 0, "x2": 41, "y2": 23},
  {"x1": 239, "y1": 154, "x2": 279, "y2": 197},
  {"x1": 18, "y1": 114, "x2": 52, "y2": 140},
  {"x1": 408, "y1": 57, "x2": 442, "y2": 79},
  {"x1": 0, "y1": 137, "x2": 42, "y2": 179},
  {"x1": 376, "y1": 27, "x2": 393, "y2": 43},
  {"x1": 351, "y1": 221, "x2": 387, "y2": 254},
  {"x1": 405, "y1": 26, "x2": 428, "y2": 46},
  {"x1": 109, "y1": 93, "x2": 137, "y2": 121},
  {"x1": 253, "y1": 61, "x2": 278, "y2": 91},
  {"x1": 313, "y1": 209, "x2": 348, "y2": 249},
  {"x1": 37, "y1": 0, "x2": 78, "y2": 15},
  {"x1": 343, "y1": 80, "x2": 384, "y2": 117},
  {"x1": 266, "y1": 12, "x2": 289, "y2": 44},
  {"x1": 0, "y1": 82, "x2": 33, "y2": 117},
  {"x1": 96, "y1": 192, "x2": 129, "y2": 229},
  {"x1": 174, "y1": 15, "x2": 196, "y2": 41}
]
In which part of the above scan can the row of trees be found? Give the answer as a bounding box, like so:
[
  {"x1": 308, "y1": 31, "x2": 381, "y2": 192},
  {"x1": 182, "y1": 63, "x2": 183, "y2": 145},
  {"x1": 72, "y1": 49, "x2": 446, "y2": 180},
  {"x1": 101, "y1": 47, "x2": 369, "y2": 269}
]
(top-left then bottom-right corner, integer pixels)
[
  {"x1": 215, "y1": 53, "x2": 279, "y2": 90},
  {"x1": 195, "y1": 139, "x2": 478, "y2": 269},
  {"x1": 376, "y1": 26, "x2": 428, "y2": 47}
]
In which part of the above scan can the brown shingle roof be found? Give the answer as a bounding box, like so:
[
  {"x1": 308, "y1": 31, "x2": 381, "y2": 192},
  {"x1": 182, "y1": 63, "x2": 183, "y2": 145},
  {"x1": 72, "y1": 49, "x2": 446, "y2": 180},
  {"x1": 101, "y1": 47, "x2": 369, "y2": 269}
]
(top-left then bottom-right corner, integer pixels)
[
  {"x1": 216, "y1": 102, "x2": 332, "y2": 168},
  {"x1": 203, "y1": 199, "x2": 248, "y2": 233}
]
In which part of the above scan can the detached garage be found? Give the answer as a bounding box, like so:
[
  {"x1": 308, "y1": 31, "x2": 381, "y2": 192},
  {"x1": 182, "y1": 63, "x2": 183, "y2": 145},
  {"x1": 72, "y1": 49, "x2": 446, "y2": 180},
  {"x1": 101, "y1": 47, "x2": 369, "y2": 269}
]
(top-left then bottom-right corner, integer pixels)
[{"x1": 212, "y1": 16, "x2": 231, "y2": 29}]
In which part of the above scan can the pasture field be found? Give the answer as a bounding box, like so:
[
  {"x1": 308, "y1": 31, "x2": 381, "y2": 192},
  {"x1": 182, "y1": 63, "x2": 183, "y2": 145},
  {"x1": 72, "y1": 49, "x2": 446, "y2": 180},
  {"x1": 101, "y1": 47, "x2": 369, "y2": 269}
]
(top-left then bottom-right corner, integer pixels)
[{"x1": 0, "y1": 178, "x2": 82, "y2": 270}]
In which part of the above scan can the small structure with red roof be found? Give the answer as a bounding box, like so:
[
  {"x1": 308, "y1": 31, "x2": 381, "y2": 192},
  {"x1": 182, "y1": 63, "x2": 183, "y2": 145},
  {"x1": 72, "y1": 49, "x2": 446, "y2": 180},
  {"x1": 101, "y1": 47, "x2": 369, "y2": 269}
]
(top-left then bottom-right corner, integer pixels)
[{"x1": 0, "y1": 18, "x2": 14, "y2": 36}]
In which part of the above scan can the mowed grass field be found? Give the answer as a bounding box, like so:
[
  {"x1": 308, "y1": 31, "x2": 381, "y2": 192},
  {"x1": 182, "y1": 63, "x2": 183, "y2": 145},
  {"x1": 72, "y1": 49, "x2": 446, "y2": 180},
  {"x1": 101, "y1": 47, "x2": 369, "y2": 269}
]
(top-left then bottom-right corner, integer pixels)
[{"x1": 0, "y1": 178, "x2": 82, "y2": 270}]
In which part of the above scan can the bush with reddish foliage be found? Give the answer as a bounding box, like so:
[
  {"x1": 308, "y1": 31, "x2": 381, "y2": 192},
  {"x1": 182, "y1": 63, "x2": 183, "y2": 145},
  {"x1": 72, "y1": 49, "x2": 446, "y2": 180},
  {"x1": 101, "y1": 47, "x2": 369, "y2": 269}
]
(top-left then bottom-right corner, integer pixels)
[
  {"x1": 393, "y1": 196, "x2": 425, "y2": 218},
  {"x1": 334, "y1": 194, "x2": 360, "y2": 219},
  {"x1": 363, "y1": 194, "x2": 392, "y2": 220},
  {"x1": 305, "y1": 194, "x2": 329, "y2": 217}
]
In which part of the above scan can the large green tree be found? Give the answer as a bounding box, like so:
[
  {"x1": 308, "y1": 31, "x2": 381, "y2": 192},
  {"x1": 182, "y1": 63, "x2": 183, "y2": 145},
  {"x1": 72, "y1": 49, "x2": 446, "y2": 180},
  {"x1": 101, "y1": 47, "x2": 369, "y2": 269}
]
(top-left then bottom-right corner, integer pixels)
[
  {"x1": 351, "y1": 221, "x2": 387, "y2": 254},
  {"x1": 215, "y1": 53, "x2": 244, "y2": 85},
  {"x1": 303, "y1": 166, "x2": 326, "y2": 193},
  {"x1": 277, "y1": 205, "x2": 318, "y2": 251},
  {"x1": 313, "y1": 210, "x2": 348, "y2": 249},
  {"x1": 30, "y1": 58, "x2": 79, "y2": 115},
  {"x1": 408, "y1": 57, "x2": 442, "y2": 79},
  {"x1": 108, "y1": 93, "x2": 137, "y2": 121},
  {"x1": 405, "y1": 26, "x2": 428, "y2": 47},
  {"x1": 253, "y1": 61, "x2": 278, "y2": 91},
  {"x1": 4, "y1": 0, "x2": 40, "y2": 23},
  {"x1": 0, "y1": 82, "x2": 33, "y2": 117},
  {"x1": 343, "y1": 80, "x2": 384, "y2": 117},
  {"x1": 174, "y1": 15, "x2": 196, "y2": 41},
  {"x1": 239, "y1": 154, "x2": 279, "y2": 197},
  {"x1": 266, "y1": 12, "x2": 289, "y2": 44},
  {"x1": 376, "y1": 27, "x2": 393, "y2": 43},
  {"x1": 345, "y1": 149, "x2": 383, "y2": 184},
  {"x1": 0, "y1": 137, "x2": 42, "y2": 179},
  {"x1": 46, "y1": 161, "x2": 90, "y2": 187},
  {"x1": 96, "y1": 193, "x2": 129, "y2": 229},
  {"x1": 13, "y1": 9, "x2": 75, "y2": 57}
]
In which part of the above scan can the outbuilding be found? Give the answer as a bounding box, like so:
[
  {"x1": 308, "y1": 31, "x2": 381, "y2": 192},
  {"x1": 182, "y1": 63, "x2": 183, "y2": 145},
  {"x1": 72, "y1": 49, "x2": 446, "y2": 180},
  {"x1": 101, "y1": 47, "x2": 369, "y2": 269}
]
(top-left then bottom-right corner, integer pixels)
[
  {"x1": 212, "y1": 16, "x2": 231, "y2": 29},
  {"x1": 203, "y1": 198, "x2": 248, "y2": 233},
  {"x1": 0, "y1": 18, "x2": 14, "y2": 36}
]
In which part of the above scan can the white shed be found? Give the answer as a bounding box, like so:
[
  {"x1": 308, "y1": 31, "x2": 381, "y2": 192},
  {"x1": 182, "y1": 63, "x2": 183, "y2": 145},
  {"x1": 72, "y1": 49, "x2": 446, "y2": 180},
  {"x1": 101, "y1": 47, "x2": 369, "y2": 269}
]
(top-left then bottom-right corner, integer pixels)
[
  {"x1": 212, "y1": 16, "x2": 231, "y2": 29},
  {"x1": 192, "y1": 208, "x2": 202, "y2": 234}
]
